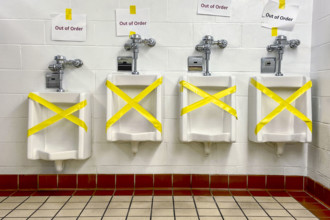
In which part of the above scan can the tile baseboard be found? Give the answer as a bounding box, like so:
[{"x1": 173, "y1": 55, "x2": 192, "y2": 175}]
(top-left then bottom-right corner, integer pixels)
[{"x1": 0, "y1": 174, "x2": 328, "y2": 207}]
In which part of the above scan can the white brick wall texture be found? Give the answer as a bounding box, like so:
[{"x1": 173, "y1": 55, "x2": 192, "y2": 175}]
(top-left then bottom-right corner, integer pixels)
[{"x1": 310, "y1": 0, "x2": 330, "y2": 188}]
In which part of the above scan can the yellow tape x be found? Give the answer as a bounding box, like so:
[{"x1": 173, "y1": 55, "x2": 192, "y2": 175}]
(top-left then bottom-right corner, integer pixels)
[
  {"x1": 180, "y1": 80, "x2": 237, "y2": 119},
  {"x1": 250, "y1": 78, "x2": 312, "y2": 135},
  {"x1": 27, "y1": 93, "x2": 87, "y2": 137},
  {"x1": 106, "y1": 77, "x2": 163, "y2": 133}
]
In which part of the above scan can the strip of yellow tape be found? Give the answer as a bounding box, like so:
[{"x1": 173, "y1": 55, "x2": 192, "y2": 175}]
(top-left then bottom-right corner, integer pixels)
[
  {"x1": 106, "y1": 77, "x2": 163, "y2": 133},
  {"x1": 250, "y1": 78, "x2": 312, "y2": 134},
  {"x1": 66, "y1": 8, "x2": 72, "y2": 20},
  {"x1": 272, "y1": 27, "x2": 278, "y2": 36},
  {"x1": 28, "y1": 93, "x2": 87, "y2": 137},
  {"x1": 279, "y1": 0, "x2": 285, "y2": 9},
  {"x1": 129, "y1": 31, "x2": 136, "y2": 37},
  {"x1": 130, "y1": 5, "x2": 136, "y2": 14},
  {"x1": 180, "y1": 81, "x2": 237, "y2": 119}
]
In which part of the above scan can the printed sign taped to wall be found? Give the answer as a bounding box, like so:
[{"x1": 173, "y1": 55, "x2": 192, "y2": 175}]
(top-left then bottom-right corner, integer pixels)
[
  {"x1": 197, "y1": 0, "x2": 232, "y2": 17},
  {"x1": 51, "y1": 14, "x2": 86, "y2": 41},
  {"x1": 262, "y1": 0, "x2": 299, "y2": 31},
  {"x1": 116, "y1": 8, "x2": 150, "y2": 37}
]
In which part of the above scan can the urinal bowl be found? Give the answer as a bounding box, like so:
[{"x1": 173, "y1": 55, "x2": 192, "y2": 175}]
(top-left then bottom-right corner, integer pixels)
[
  {"x1": 106, "y1": 74, "x2": 163, "y2": 153},
  {"x1": 180, "y1": 75, "x2": 236, "y2": 154},
  {"x1": 27, "y1": 92, "x2": 92, "y2": 172},
  {"x1": 248, "y1": 76, "x2": 312, "y2": 155}
]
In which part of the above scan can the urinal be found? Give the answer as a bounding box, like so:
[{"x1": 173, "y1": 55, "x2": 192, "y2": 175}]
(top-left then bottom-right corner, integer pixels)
[
  {"x1": 248, "y1": 75, "x2": 312, "y2": 156},
  {"x1": 106, "y1": 74, "x2": 163, "y2": 154},
  {"x1": 180, "y1": 75, "x2": 236, "y2": 155},
  {"x1": 27, "y1": 92, "x2": 91, "y2": 172}
]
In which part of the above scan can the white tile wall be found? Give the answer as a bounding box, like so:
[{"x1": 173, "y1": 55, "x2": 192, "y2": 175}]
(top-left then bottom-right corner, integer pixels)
[
  {"x1": 308, "y1": 0, "x2": 330, "y2": 187},
  {"x1": 0, "y1": 45, "x2": 21, "y2": 69},
  {"x1": 0, "y1": 0, "x2": 315, "y2": 175},
  {"x1": 0, "y1": 20, "x2": 45, "y2": 44},
  {"x1": 0, "y1": 0, "x2": 70, "y2": 20}
]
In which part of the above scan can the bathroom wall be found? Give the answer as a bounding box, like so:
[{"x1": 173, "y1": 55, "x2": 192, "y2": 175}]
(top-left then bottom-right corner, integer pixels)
[
  {"x1": 309, "y1": 0, "x2": 330, "y2": 188},
  {"x1": 0, "y1": 0, "x2": 313, "y2": 174}
]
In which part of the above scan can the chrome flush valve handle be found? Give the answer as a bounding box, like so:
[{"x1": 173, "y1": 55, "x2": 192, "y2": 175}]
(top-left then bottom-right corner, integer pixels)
[
  {"x1": 143, "y1": 38, "x2": 156, "y2": 47},
  {"x1": 289, "y1": 39, "x2": 300, "y2": 48},
  {"x1": 215, "y1": 39, "x2": 228, "y2": 49},
  {"x1": 71, "y1": 59, "x2": 83, "y2": 68}
]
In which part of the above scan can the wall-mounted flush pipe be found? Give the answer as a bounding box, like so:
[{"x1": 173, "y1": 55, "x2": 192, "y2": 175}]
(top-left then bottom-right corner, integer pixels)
[
  {"x1": 195, "y1": 35, "x2": 227, "y2": 76},
  {"x1": 267, "y1": 35, "x2": 300, "y2": 76},
  {"x1": 124, "y1": 34, "x2": 156, "y2": 75},
  {"x1": 47, "y1": 55, "x2": 83, "y2": 92}
]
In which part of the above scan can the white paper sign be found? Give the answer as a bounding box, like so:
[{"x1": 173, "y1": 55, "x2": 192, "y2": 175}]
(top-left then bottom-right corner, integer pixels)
[
  {"x1": 51, "y1": 14, "x2": 86, "y2": 41},
  {"x1": 116, "y1": 8, "x2": 150, "y2": 37},
  {"x1": 197, "y1": 0, "x2": 232, "y2": 17},
  {"x1": 262, "y1": 0, "x2": 299, "y2": 31}
]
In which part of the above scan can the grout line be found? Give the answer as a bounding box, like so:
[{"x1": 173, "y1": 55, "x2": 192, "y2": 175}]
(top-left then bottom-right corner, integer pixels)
[
  {"x1": 246, "y1": 175, "x2": 248, "y2": 189},
  {"x1": 2, "y1": 195, "x2": 30, "y2": 218},
  {"x1": 76, "y1": 194, "x2": 93, "y2": 218},
  {"x1": 172, "y1": 194, "x2": 176, "y2": 220},
  {"x1": 16, "y1": 175, "x2": 19, "y2": 191},
  {"x1": 26, "y1": 196, "x2": 50, "y2": 219},
  {"x1": 0, "y1": 196, "x2": 10, "y2": 203},
  {"x1": 192, "y1": 194, "x2": 200, "y2": 220},
  {"x1": 232, "y1": 195, "x2": 249, "y2": 219},
  {"x1": 274, "y1": 197, "x2": 297, "y2": 220},
  {"x1": 149, "y1": 194, "x2": 153, "y2": 220},
  {"x1": 76, "y1": 174, "x2": 78, "y2": 189},
  {"x1": 125, "y1": 193, "x2": 134, "y2": 220},
  {"x1": 211, "y1": 191, "x2": 224, "y2": 219},
  {"x1": 100, "y1": 192, "x2": 114, "y2": 220},
  {"x1": 51, "y1": 194, "x2": 73, "y2": 219},
  {"x1": 115, "y1": 174, "x2": 117, "y2": 191},
  {"x1": 251, "y1": 195, "x2": 272, "y2": 219}
]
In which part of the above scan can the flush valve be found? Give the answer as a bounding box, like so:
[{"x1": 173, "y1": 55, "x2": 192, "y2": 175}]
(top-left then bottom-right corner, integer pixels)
[
  {"x1": 195, "y1": 35, "x2": 228, "y2": 76},
  {"x1": 46, "y1": 55, "x2": 83, "y2": 92},
  {"x1": 124, "y1": 34, "x2": 156, "y2": 75},
  {"x1": 266, "y1": 35, "x2": 300, "y2": 76}
]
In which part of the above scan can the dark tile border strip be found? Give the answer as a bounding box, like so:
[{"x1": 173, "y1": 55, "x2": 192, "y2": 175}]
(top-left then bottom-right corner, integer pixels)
[{"x1": 0, "y1": 174, "x2": 328, "y2": 208}]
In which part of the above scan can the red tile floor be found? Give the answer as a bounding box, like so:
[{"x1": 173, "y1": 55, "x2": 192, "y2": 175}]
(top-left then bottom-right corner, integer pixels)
[{"x1": 0, "y1": 189, "x2": 328, "y2": 219}]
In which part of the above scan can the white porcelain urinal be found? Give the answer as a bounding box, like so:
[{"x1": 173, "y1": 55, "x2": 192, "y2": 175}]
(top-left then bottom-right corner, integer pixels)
[
  {"x1": 27, "y1": 92, "x2": 91, "y2": 172},
  {"x1": 180, "y1": 75, "x2": 236, "y2": 155},
  {"x1": 106, "y1": 74, "x2": 163, "y2": 154},
  {"x1": 248, "y1": 76, "x2": 312, "y2": 156}
]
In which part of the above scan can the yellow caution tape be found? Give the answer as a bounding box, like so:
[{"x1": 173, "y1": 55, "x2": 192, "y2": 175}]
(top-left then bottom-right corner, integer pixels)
[
  {"x1": 129, "y1": 31, "x2": 136, "y2": 37},
  {"x1": 279, "y1": 0, "x2": 285, "y2": 9},
  {"x1": 180, "y1": 80, "x2": 237, "y2": 119},
  {"x1": 66, "y1": 8, "x2": 72, "y2": 20},
  {"x1": 130, "y1": 5, "x2": 136, "y2": 14},
  {"x1": 272, "y1": 27, "x2": 278, "y2": 36},
  {"x1": 106, "y1": 77, "x2": 163, "y2": 133},
  {"x1": 27, "y1": 93, "x2": 87, "y2": 137},
  {"x1": 250, "y1": 78, "x2": 312, "y2": 135}
]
